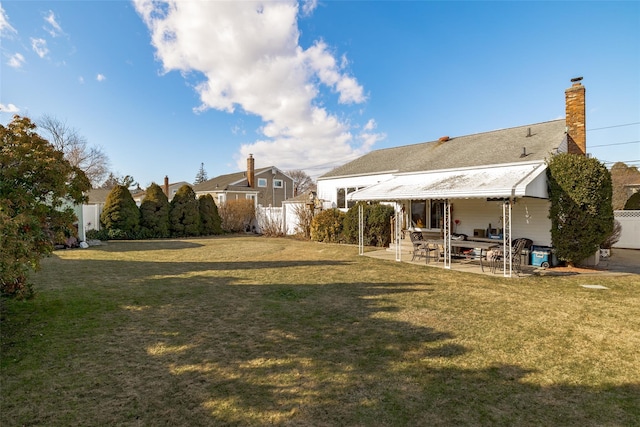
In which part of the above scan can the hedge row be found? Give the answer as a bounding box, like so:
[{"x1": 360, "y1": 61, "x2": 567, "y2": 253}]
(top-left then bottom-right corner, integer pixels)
[
  {"x1": 89, "y1": 184, "x2": 225, "y2": 240},
  {"x1": 310, "y1": 202, "x2": 394, "y2": 247}
]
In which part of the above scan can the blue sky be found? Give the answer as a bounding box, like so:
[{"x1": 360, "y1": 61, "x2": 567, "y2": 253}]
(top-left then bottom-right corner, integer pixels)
[{"x1": 1, "y1": 1, "x2": 639, "y2": 188}]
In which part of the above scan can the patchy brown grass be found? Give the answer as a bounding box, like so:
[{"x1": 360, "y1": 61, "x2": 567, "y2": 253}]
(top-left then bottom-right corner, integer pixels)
[{"x1": 1, "y1": 236, "x2": 639, "y2": 426}]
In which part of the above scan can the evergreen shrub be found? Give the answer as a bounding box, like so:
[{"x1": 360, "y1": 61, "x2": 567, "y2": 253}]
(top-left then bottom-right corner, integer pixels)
[
  {"x1": 140, "y1": 183, "x2": 170, "y2": 238},
  {"x1": 100, "y1": 185, "x2": 140, "y2": 236},
  {"x1": 169, "y1": 185, "x2": 200, "y2": 237},
  {"x1": 310, "y1": 209, "x2": 345, "y2": 243},
  {"x1": 343, "y1": 202, "x2": 395, "y2": 247},
  {"x1": 547, "y1": 153, "x2": 614, "y2": 265}
]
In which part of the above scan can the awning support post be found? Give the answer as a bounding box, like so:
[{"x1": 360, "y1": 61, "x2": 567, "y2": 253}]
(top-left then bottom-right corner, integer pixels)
[
  {"x1": 358, "y1": 203, "x2": 364, "y2": 256},
  {"x1": 444, "y1": 199, "x2": 451, "y2": 269},
  {"x1": 395, "y1": 203, "x2": 402, "y2": 261},
  {"x1": 502, "y1": 200, "x2": 512, "y2": 277}
]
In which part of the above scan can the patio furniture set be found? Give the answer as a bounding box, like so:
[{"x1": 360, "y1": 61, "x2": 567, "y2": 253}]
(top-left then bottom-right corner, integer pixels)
[{"x1": 409, "y1": 231, "x2": 533, "y2": 275}]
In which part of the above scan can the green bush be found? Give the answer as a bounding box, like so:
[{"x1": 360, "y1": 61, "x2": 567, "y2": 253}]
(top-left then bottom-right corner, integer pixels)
[
  {"x1": 140, "y1": 183, "x2": 170, "y2": 238},
  {"x1": 100, "y1": 185, "x2": 140, "y2": 235},
  {"x1": 86, "y1": 228, "x2": 109, "y2": 241},
  {"x1": 547, "y1": 153, "x2": 614, "y2": 266},
  {"x1": 343, "y1": 202, "x2": 395, "y2": 247},
  {"x1": 169, "y1": 185, "x2": 200, "y2": 237},
  {"x1": 623, "y1": 192, "x2": 640, "y2": 210},
  {"x1": 199, "y1": 194, "x2": 223, "y2": 235},
  {"x1": 310, "y1": 209, "x2": 346, "y2": 243},
  {"x1": 1, "y1": 116, "x2": 90, "y2": 298}
]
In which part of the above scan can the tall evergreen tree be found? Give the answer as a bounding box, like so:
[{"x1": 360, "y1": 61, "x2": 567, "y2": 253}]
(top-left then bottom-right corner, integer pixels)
[
  {"x1": 169, "y1": 185, "x2": 200, "y2": 237},
  {"x1": 100, "y1": 185, "x2": 140, "y2": 236},
  {"x1": 194, "y1": 163, "x2": 208, "y2": 185},
  {"x1": 140, "y1": 183, "x2": 170, "y2": 237}
]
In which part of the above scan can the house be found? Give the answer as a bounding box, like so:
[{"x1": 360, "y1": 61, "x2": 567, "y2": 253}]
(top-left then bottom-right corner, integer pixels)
[
  {"x1": 193, "y1": 154, "x2": 294, "y2": 207},
  {"x1": 159, "y1": 176, "x2": 191, "y2": 202},
  {"x1": 317, "y1": 79, "x2": 589, "y2": 274}
]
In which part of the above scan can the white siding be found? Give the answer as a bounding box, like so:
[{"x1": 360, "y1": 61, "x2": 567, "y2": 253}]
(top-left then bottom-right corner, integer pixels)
[
  {"x1": 317, "y1": 173, "x2": 395, "y2": 208},
  {"x1": 451, "y1": 198, "x2": 551, "y2": 246}
]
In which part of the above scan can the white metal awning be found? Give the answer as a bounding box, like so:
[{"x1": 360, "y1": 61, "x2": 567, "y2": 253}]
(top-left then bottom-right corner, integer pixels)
[{"x1": 348, "y1": 162, "x2": 548, "y2": 201}]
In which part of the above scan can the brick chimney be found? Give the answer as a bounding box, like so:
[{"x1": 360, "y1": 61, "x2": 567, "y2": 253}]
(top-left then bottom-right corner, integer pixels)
[
  {"x1": 164, "y1": 175, "x2": 169, "y2": 197},
  {"x1": 565, "y1": 77, "x2": 586, "y2": 155},
  {"x1": 247, "y1": 154, "x2": 255, "y2": 188}
]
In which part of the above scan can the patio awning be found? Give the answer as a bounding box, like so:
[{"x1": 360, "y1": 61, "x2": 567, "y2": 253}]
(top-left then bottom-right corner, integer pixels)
[{"x1": 348, "y1": 162, "x2": 548, "y2": 201}]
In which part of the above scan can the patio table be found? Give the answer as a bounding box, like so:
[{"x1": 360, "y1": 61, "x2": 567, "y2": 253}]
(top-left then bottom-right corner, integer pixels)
[{"x1": 427, "y1": 239, "x2": 501, "y2": 272}]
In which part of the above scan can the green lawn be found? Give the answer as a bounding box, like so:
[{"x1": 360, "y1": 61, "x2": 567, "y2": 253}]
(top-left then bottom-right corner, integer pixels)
[{"x1": 1, "y1": 236, "x2": 639, "y2": 426}]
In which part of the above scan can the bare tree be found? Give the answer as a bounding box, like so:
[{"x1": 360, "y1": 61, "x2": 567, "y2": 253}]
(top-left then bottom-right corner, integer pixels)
[
  {"x1": 287, "y1": 169, "x2": 316, "y2": 196},
  {"x1": 100, "y1": 173, "x2": 138, "y2": 190},
  {"x1": 38, "y1": 115, "x2": 110, "y2": 187}
]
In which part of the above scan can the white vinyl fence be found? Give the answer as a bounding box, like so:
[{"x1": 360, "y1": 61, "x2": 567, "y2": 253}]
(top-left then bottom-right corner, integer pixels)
[{"x1": 613, "y1": 210, "x2": 640, "y2": 249}]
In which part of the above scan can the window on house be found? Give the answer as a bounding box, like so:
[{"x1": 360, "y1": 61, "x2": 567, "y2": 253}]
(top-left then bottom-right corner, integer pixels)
[
  {"x1": 257, "y1": 178, "x2": 267, "y2": 187},
  {"x1": 337, "y1": 188, "x2": 346, "y2": 209},
  {"x1": 430, "y1": 200, "x2": 445, "y2": 229},
  {"x1": 217, "y1": 194, "x2": 225, "y2": 204},
  {"x1": 246, "y1": 194, "x2": 256, "y2": 201},
  {"x1": 346, "y1": 187, "x2": 358, "y2": 209},
  {"x1": 411, "y1": 201, "x2": 427, "y2": 228},
  {"x1": 273, "y1": 179, "x2": 283, "y2": 188}
]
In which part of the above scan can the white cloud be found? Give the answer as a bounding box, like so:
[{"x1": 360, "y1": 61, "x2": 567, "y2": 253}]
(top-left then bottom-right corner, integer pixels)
[
  {"x1": 96, "y1": 73, "x2": 106, "y2": 82},
  {"x1": 300, "y1": 0, "x2": 318, "y2": 17},
  {"x1": 44, "y1": 10, "x2": 64, "y2": 37},
  {"x1": 0, "y1": 103, "x2": 20, "y2": 113},
  {"x1": 7, "y1": 52, "x2": 25, "y2": 68},
  {"x1": 0, "y1": 5, "x2": 16, "y2": 37},
  {"x1": 31, "y1": 38, "x2": 49, "y2": 58},
  {"x1": 134, "y1": 0, "x2": 384, "y2": 174}
]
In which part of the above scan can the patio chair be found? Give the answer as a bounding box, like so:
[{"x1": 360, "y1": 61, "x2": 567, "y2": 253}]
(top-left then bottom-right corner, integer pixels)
[
  {"x1": 409, "y1": 231, "x2": 427, "y2": 262},
  {"x1": 490, "y1": 238, "x2": 528, "y2": 275},
  {"x1": 425, "y1": 241, "x2": 441, "y2": 264}
]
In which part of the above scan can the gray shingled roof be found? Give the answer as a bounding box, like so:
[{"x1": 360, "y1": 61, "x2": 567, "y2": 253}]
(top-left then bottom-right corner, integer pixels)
[
  {"x1": 192, "y1": 167, "x2": 273, "y2": 192},
  {"x1": 320, "y1": 120, "x2": 566, "y2": 179}
]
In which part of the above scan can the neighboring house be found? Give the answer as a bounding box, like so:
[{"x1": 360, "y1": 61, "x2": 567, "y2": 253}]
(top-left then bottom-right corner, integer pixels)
[
  {"x1": 161, "y1": 176, "x2": 192, "y2": 202},
  {"x1": 193, "y1": 155, "x2": 294, "y2": 207},
  {"x1": 317, "y1": 79, "x2": 591, "y2": 271}
]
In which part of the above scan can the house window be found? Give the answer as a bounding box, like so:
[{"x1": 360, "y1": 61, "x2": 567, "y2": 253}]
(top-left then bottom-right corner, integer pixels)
[
  {"x1": 411, "y1": 201, "x2": 427, "y2": 228},
  {"x1": 430, "y1": 200, "x2": 445, "y2": 229},
  {"x1": 246, "y1": 194, "x2": 256, "y2": 201},
  {"x1": 337, "y1": 188, "x2": 346, "y2": 208},
  {"x1": 410, "y1": 200, "x2": 445, "y2": 229},
  {"x1": 346, "y1": 187, "x2": 358, "y2": 209},
  {"x1": 217, "y1": 194, "x2": 225, "y2": 204},
  {"x1": 257, "y1": 178, "x2": 267, "y2": 187},
  {"x1": 273, "y1": 179, "x2": 283, "y2": 188}
]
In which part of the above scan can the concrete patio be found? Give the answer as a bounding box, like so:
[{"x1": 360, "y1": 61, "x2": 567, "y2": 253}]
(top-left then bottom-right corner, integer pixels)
[{"x1": 363, "y1": 242, "x2": 639, "y2": 278}]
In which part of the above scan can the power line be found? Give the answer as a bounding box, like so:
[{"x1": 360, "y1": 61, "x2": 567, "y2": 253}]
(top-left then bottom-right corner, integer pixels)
[
  {"x1": 589, "y1": 140, "x2": 640, "y2": 148},
  {"x1": 587, "y1": 122, "x2": 640, "y2": 132}
]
